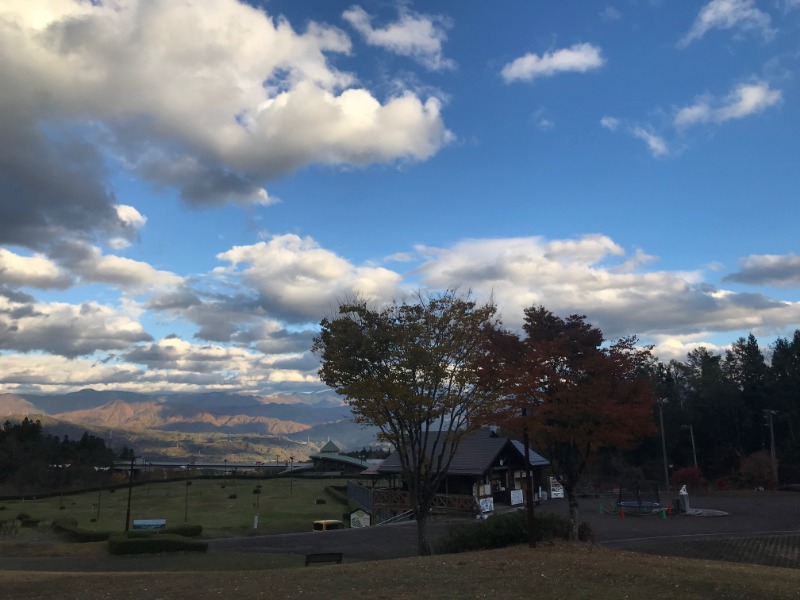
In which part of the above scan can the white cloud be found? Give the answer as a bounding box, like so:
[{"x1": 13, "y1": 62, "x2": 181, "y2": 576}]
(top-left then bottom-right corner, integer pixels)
[
  {"x1": 630, "y1": 127, "x2": 669, "y2": 157},
  {"x1": 63, "y1": 245, "x2": 184, "y2": 292},
  {"x1": 501, "y1": 43, "x2": 605, "y2": 83},
  {"x1": 216, "y1": 234, "x2": 403, "y2": 322},
  {"x1": 0, "y1": 0, "x2": 451, "y2": 228},
  {"x1": 600, "y1": 7, "x2": 622, "y2": 22},
  {"x1": 412, "y1": 235, "x2": 800, "y2": 341},
  {"x1": 0, "y1": 249, "x2": 72, "y2": 289},
  {"x1": 600, "y1": 116, "x2": 620, "y2": 131},
  {"x1": 679, "y1": 0, "x2": 775, "y2": 47},
  {"x1": 342, "y1": 5, "x2": 455, "y2": 71},
  {"x1": 649, "y1": 335, "x2": 728, "y2": 363},
  {"x1": 675, "y1": 82, "x2": 782, "y2": 128},
  {"x1": 0, "y1": 354, "x2": 143, "y2": 394},
  {"x1": 0, "y1": 296, "x2": 152, "y2": 357}
]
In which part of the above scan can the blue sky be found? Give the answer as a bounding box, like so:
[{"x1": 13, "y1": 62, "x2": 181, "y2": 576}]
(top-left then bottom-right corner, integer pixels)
[{"x1": 1, "y1": 0, "x2": 799, "y2": 397}]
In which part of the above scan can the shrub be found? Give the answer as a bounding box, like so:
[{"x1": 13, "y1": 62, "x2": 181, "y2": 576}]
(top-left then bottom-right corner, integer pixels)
[
  {"x1": 108, "y1": 533, "x2": 208, "y2": 555},
  {"x1": 16, "y1": 512, "x2": 31, "y2": 521},
  {"x1": 227, "y1": 493, "x2": 237, "y2": 500},
  {"x1": 672, "y1": 467, "x2": 707, "y2": 491},
  {"x1": 315, "y1": 498, "x2": 326, "y2": 505},
  {"x1": 435, "y1": 510, "x2": 594, "y2": 554},
  {"x1": 52, "y1": 519, "x2": 110, "y2": 543}
]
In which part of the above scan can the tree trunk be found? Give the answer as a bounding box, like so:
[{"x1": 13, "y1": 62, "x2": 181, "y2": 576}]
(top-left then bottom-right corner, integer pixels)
[
  {"x1": 416, "y1": 514, "x2": 431, "y2": 556},
  {"x1": 565, "y1": 483, "x2": 580, "y2": 542},
  {"x1": 523, "y1": 427, "x2": 536, "y2": 547}
]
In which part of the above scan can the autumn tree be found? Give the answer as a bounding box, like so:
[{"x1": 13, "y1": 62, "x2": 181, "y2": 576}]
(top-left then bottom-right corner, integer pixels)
[
  {"x1": 312, "y1": 291, "x2": 498, "y2": 555},
  {"x1": 482, "y1": 306, "x2": 656, "y2": 540}
]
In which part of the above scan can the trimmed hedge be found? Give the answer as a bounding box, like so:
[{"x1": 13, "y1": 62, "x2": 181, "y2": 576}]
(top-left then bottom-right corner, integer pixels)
[
  {"x1": 108, "y1": 533, "x2": 208, "y2": 555},
  {"x1": 52, "y1": 519, "x2": 111, "y2": 543},
  {"x1": 435, "y1": 510, "x2": 592, "y2": 554}
]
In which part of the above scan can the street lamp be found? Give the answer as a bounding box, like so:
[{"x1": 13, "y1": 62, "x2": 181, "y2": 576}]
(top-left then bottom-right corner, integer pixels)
[{"x1": 656, "y1": 399, "x2": 669, "y2": 491}]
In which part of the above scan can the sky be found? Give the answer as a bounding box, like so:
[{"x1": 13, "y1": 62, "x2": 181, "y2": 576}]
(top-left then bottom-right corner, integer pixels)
[{"x1": 0, "y1": 0, "x2": 799, "y2": 398}]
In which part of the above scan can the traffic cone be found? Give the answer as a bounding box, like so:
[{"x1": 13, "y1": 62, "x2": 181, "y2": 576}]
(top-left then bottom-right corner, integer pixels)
[{"x1": 620, "y1": 508, "x2": 625, "y2": 519}]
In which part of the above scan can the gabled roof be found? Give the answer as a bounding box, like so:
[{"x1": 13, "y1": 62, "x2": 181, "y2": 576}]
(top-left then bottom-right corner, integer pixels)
[
  {"x1": 319, "y1": 440, "x2": 340, "y2": 453},
  {"x1": 374, "y1": 428, "x2": 549, "y2": 477},
  {"x1": 510, "y1": 440, "x2": 550, "y2": 467}
]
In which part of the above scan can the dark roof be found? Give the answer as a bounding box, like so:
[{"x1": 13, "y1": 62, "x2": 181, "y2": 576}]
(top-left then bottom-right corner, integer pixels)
[
  {"x1": 510, "y1": 440, "x2": 550, "y2": 467},
  {"x1": 309, "y1": 453, "x2": 368, "y2": 469},
  {"x1": 319, "y1": 440, "x2": 340, "y2": 453},
  {"x1": 375, "y1": 429, "x2": 548, "y2": 476}
]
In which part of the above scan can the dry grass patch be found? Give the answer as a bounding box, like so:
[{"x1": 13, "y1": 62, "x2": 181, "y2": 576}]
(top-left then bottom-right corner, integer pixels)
[{"x1": 3, "y1": 542, "x2": 800, "y2": 599}]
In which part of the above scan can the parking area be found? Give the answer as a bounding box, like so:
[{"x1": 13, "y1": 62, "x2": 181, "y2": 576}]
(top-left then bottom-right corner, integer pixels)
[{"x1": 210, "y1": 492, "x2": 800, "y2": 567}]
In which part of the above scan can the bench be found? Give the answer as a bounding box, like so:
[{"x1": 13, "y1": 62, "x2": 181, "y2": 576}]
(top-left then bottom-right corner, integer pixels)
[{"x1": 305, "y1": 552, "x2": 343, "y2": 566}]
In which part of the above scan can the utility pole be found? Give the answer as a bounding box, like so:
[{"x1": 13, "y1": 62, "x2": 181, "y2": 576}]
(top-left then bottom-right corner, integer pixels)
[
  {"x1": 124, "y1": 455, "x2": 135, "y2": 532},
  {"x1": 657, "y1": 399, "x2": 669, "y2": 491},
  {"x1": 682, "y1": 424, "x2": 698, "y2": 469},
  {"x1": 764, "y1": 409, "x2": 779, "y2": 486}
]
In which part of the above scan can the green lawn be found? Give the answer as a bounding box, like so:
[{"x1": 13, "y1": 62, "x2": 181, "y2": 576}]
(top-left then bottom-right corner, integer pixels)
[{"x1": 0, "y1": 476, "x2": 352, "y2": 537}]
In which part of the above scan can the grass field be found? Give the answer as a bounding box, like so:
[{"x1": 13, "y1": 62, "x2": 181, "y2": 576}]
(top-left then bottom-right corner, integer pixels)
[
  {"x1": 0, "y1": 476, "x2": 352, "y2": 536},
  {"x1": 2, "y1": 541, "x2": 800, "y2": 599},
  {"x1": 4, "y1": 483, "x2": 800, "y2": 598}
]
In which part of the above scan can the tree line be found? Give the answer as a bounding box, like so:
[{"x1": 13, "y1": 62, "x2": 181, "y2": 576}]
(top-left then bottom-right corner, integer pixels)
[
  {"x1": 0, "y1": 418, "x2": 119, "y2": 495},
  {"x1": 652, "y1": 331, "x2": 800, "y2": 487},
  {"x1": 314, "y1": 291, "x2": 800, "y2": 554}
]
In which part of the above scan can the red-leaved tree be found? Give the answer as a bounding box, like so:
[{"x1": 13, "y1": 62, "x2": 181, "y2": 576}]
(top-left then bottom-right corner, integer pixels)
[{"x1": 480, "y1": 306, "x2": 657, "y2": 540}]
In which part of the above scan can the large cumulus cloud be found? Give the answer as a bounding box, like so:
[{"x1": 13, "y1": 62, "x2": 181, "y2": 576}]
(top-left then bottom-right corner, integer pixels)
[{"x1": 0, "y1": 0, "x2": 451, "y2": 250}]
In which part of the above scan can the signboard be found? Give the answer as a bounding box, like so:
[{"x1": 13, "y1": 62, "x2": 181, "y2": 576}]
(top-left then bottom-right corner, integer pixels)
[
  {"x1": 510, "y1": 489, "x2": 524, "y2": 506},
  {"x1": 349, "y1": 509, "x2": 371, "y2": 528},
  {"x1": 132, "y1": 519, "x2": 166, "y2": 530},
  {"x1": 479, "y1": 497, "x2": 494, "y2": 514},
  {"x1": 549, "y1": 477, "x2": 564, "y2": 499}
]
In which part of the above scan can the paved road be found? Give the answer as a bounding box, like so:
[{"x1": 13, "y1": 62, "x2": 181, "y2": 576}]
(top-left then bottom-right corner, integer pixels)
[
  {"x1": 209, "y1": 492, "x2": 800, "y2": 561},
  {"x1": 210, "y1": 520, "x2": 455, "y2": 560}
]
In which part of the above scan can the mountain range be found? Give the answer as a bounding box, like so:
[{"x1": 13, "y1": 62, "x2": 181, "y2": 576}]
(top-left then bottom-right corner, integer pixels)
[{"x1": 0, "y1": 389, "x2": 379, "y2": 462}]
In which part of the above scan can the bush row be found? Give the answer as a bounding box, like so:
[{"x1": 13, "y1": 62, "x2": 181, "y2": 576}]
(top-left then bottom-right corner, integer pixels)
[
  {"x1": 51, "y1": 518, "x2": 110, "y2": 543},
  {"x1": 434, "y1": 510, "x2": 593, "y2": 554},
  {"x1": 51, "y1": 519, "x2": 203, "y2": 543},
  {"x1": 108, "y1": 533, "x2": 208, "y2": 555}
]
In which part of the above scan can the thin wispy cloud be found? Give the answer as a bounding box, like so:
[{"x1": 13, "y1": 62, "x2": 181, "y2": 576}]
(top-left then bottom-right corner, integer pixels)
[
  {"x1": 630, "y1": 127, "x2": 669, "y2": 157},
  {"x1": 343, "y1": 5, "x2": 455, "y2": 71},
  {"x1": 675, "y1": 82, "x2": 782, "y2": 128},
  {"x1": 679, "y1": 0, "x2": 775, "y2": 47}
]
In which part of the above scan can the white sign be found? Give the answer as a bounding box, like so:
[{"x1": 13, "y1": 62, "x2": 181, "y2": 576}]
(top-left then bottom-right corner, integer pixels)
[
  {"x1": 549, "y1": 477, "x2": 564, "y2": 499},
  {"x1": 479, "y1": 497, "x2": 494, "y2": 513},
  {"x1": 350, "y1": 509, "x2": 371, "y2": 528},
  {"x1": 510, "y1": 489, "x2": 524, "y2": 506}
]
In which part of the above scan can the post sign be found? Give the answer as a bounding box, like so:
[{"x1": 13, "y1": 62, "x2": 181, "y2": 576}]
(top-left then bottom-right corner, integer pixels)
[
  {"x1": 549, "y1": 477, "x2": 564, "y2": 499},
  {"x1": 349, "y1": 509, "x2": 371, "y2": 528},
  {"x1": 510, "y1": 489, "x2": 524, "y2": 506}
]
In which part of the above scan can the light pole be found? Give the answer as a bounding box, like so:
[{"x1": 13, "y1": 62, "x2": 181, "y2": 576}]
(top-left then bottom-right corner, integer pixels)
[{"x1": 657, "y1": 399, "x2": 669, "y2": 491}]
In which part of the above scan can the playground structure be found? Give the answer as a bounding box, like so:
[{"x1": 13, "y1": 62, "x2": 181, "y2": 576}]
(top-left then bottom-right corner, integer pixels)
[{"x1": 600, "y1": 479, "x2": 667, "y2": 517}]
